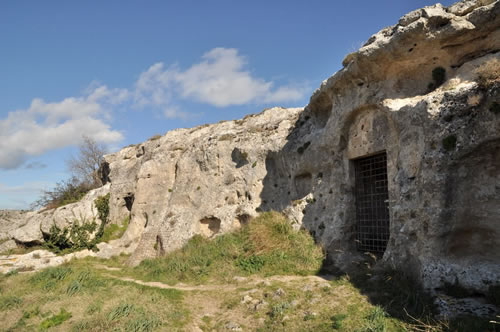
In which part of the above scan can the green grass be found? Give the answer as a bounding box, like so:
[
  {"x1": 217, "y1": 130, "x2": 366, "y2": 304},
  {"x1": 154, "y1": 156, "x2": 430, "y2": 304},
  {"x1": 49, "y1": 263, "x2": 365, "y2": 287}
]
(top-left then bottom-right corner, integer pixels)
[
  {"x1": 39, "y1": 308, "x2": 72, "y2": 330},
  {"x1": 0, "y1": 295, "x2": 23, "y2": 310},
  {"x1": 1, "y1": 212, "x2": 497, "y2": 331},
  {"x1": 100, "y1": 216, "x2": 130, "y2": 243},
  {"x1": 131, "y1": 211, "x2": 324, "y2": 284},
  {"x1": 0, "y1": 259, "x2": 188, "y2": 331}
]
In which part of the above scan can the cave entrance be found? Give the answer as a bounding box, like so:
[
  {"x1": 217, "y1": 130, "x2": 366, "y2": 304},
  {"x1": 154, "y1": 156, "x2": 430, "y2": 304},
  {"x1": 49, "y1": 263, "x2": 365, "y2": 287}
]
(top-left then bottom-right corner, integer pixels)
[{"x1": 354, "y1": 152, "x2": 390, "y2": 253}]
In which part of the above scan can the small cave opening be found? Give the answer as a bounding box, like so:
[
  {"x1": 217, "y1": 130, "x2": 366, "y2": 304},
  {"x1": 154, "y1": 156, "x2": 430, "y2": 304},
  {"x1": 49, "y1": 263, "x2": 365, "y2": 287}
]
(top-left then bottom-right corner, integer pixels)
[
  {"x1": 293, "y1": 172, "x2": 313, "y2": 199},
  {"x1": 124, "y1": 193, "x2": 135, "y2": 212},
  {"x1": 231, "y1": 148, "x2": 249, "y2": 168},
  {"x1": 98, "y1": 161, "x2": 111, "y2": 185},
  {"x1": 309, "y1": 91, "x2": 333, "y2": 129},
  {"x1": 154, "y1": 234, "x2": 165, "y2": 256},
  {"x1": 200, "y1": 217, "x2": 221, "y2": 238},
  {"x1": 236, "y1": 214, "x2": 252, "y2": 227}
]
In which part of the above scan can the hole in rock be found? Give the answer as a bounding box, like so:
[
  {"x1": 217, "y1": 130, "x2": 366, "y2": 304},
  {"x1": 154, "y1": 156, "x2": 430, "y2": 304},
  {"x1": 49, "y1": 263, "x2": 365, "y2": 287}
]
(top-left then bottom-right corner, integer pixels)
[{"x1": 200, "y1": 217, "x2": 221, "y2": 237}]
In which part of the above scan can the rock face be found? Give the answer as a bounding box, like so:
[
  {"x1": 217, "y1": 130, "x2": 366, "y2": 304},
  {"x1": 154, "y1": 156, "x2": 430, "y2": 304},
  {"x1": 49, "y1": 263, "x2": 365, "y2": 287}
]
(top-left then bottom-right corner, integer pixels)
[
  {"x1": 267, "y1": 0, "x2": 500, "y2": 293},
  {"x1": 103, "y1": 107, "x2": 303, "y2": 265},
  {"x1": 1, "y1": 185, "x2": 111, "y2": 245},
  {"x1": 1, "y1": 0, "x2": 499, "y2": 296}
]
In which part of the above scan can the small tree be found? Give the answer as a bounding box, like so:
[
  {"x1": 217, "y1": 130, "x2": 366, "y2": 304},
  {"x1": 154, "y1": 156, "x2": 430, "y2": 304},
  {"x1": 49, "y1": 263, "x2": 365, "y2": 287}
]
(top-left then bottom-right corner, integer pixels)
[
  {"x1": 66, "y1": 135, "x2": 107, "y2": 187},
  {"x1": 31, "y1": 135, "x2": 107, "y2": 210}
]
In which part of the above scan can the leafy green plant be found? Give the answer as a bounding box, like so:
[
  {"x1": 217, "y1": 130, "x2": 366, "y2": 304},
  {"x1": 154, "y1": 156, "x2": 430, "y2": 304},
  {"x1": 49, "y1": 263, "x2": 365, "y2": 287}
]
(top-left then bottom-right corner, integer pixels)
[
  {"x1": 269, "y1": 302, "x2": 291, "y2": 320},
  {"x1": 43, "y1": 216, "x2": 98, "y2": 253},
  {"x1": 331, "y1": 314, "x2": 347, "y2": 329},
  {"x1": 43, "y1": 194, "x2": 111, "y2": 253},
  {"x1": 236, "y1": 255, "x2": 265, "y2": 273},
  {"x1": 95, "y1": 193, "x2": 110, "y2": 224},
  {"x1": 39, "y1": 309, "x2": 72, "y2": 330}
]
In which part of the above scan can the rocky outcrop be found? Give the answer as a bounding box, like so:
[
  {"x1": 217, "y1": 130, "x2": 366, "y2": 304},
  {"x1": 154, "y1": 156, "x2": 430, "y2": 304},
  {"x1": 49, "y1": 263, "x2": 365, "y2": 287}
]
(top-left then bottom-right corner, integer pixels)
[
  {"x1": 0, "y1": 185, "x2": 111, "y2": 246},
  {"x1": 102, "y1": 107, "x2": 303, "y2": 265},
  {"x1": 1, "y1": 0, "x2": 499, "y2": 298},
  {"x1": 267, "y1": 0, "x2": 500, "y2": 293}
]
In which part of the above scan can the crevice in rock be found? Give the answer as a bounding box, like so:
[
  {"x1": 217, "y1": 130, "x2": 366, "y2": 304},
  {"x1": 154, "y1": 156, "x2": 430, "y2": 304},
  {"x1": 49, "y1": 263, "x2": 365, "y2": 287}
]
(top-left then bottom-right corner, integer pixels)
[
  {"x1": 98, "y1": 161, "x2": 111, "y2": 185},
  {"x1": 293, "y1": 172, "x2": 313, "y2": 199},
  {"x1": 451, "y1": 48, "x2": 499, "y2": 69},
  {"x1": 199, "y1": 217, "x2": 221, "y2": 237},
  {"x1": 154, "y1": 234, "x2": 165, "y2": 256},
  {"x1": 136, "y1": 145, "x2": 145, "y2": 158},
  {"x1": 124, "y1": 193, "x2": 134, "y2": 212},
  {"x1": 231, "y1": 148, "x2": 249, "y2": 168},
  {"x1": 236, "y1": 214, "x2": 251, "y2": 226}
]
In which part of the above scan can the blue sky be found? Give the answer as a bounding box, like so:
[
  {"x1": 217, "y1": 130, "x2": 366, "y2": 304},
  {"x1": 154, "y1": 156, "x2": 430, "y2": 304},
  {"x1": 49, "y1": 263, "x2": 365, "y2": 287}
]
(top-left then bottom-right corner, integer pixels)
[{"x1": 0, "y1": 0, "x2": 455, "y2": 209}]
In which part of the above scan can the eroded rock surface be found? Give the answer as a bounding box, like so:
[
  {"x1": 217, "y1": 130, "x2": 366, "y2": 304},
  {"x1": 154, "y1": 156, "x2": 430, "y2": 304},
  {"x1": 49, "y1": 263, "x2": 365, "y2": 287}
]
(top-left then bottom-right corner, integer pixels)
[
  {"x1": 1, "y1": 0, "x2": 499, "y2": 302},
  {"x1": 103, "y1": 107, "x2": 303, "y2": 265}
]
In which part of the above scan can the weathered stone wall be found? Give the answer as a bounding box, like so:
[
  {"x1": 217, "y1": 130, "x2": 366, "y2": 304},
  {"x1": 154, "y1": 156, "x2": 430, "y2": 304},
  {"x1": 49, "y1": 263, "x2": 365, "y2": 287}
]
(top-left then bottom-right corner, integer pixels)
[
  {"x1": 1, "y1": 0, "x2": 498, "y2": 294},
  {"x1": 102, "y1": 108, "x2": 303, "y2": 265},
  {"x1": 258, "y1": 0, "x2": 500, "y2": 292}
]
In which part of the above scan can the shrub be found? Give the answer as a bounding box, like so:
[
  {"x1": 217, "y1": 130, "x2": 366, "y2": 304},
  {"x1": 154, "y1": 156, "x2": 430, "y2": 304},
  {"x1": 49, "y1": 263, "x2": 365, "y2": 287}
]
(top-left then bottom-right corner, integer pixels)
[
  {"x1": 43, "y1": 216, "x2": 98, "y2": 253},
  {"x1": 236, "y1": 255, "x2": 265, "y2": 273},
  {"x1": 31, "y1": 177, "x2": 92, "y2": 210},
  {"x1": 148, "y1": 134, "x2": 162, "y2": 141},
  {"x1": 43, "y1": 194, "x2": 110, "y2": 253},
  {"x1": 32, "y1": 135, "x2": 106, "y2": 210},
  {"x1": 476, "y1": 57, "x2": 500, "y2": 88},
  {"x1": 95, "y1": 193, "x2": 110, "y2": 224}
]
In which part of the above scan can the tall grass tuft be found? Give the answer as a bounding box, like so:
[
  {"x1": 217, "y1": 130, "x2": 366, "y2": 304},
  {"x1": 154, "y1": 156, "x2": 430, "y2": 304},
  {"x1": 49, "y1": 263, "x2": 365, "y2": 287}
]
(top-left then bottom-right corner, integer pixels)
[{"x1": 29, "y1": 266, "x2": 72, "y2": 290}]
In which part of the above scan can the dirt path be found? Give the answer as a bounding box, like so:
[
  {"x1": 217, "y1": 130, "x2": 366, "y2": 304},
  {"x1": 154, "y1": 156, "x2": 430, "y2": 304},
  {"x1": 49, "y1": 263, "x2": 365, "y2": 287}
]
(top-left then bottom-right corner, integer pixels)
[{"x1": 97, "y1": 265, "x2": 335, "y2": 292}]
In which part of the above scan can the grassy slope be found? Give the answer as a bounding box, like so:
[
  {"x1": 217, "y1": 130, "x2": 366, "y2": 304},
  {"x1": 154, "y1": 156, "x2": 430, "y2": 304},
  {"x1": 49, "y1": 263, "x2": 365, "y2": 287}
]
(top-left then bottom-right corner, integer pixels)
[
  {"x1": 129, "y1": 212, "x2": 324, "y2": 285},
  {"x1": 0, "y1": 212, "x2": 497, "y2": 331}
]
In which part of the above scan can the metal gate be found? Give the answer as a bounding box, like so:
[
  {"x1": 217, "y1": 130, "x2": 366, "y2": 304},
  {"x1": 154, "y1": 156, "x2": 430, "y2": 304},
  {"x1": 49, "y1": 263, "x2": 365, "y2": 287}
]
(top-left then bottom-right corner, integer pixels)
[{"x1": 354, "y1": 152, "x2": 390, "y2": 253}]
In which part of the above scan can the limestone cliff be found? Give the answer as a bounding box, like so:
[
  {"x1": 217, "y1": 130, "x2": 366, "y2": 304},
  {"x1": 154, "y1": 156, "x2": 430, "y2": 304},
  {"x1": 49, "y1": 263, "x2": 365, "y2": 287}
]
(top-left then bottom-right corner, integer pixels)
[{"x1": 1, "y1": 0, "x2": 499, "y2": 294}]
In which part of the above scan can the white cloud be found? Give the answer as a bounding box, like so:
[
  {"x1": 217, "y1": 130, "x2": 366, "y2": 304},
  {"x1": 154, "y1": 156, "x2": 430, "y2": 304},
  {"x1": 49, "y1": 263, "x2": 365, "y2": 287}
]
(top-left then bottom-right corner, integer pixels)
[
  {"x1": 134, "y1": 48, "x2": 307, "y2": 109},
  {"x1": 0, "y1": 86, "x2": 124, "y2": 170},
  {"x1": 0, "y1": 48, "x2": 306, "y2": 170},
  {"x1": 163, "y1": 106, "x2": 200, "y2": 121},
  {"x1": 87, "y1": 85, "x2": 129, "y2": 105}
]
